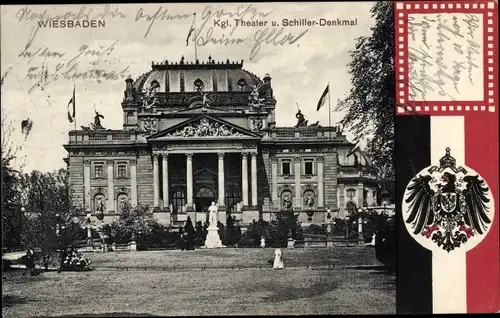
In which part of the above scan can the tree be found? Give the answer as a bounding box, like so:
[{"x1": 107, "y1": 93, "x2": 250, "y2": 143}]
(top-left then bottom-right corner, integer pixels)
[
  {"x1": 16, "y1": 169, "x2": 84, "y2": 268},
  {"x1": 1, "y1": 118, "x2": 23, "y2": 251},
  {"x1": 335, "y1": 1, "x2": 395, "y2": 202},
  {"x1": 223, "y1": 214, "x2": 240, "y2": 246},
  {"x1": 264, "y1": 212, "x2": 303, "y2": 247},
  {"x1": 101, "y1": 203, "x2": 156, "y2": 245}
]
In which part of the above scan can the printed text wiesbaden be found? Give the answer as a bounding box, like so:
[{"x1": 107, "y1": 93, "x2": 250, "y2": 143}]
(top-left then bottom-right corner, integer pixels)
[{"x1": 37, "y1": 20, "x2": 106, "y2": 28}]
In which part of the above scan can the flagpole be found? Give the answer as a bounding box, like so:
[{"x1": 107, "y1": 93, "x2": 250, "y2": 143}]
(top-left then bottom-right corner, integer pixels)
[
  {"x1": 74, "y1": 84, "x2": 77, "y2": 132},
  {"x1": 193, "y1": 13, "x2": 198, "y2": 61},
  {"x1": 328, "y1": 82, "x2": 331, "y2": 139}
]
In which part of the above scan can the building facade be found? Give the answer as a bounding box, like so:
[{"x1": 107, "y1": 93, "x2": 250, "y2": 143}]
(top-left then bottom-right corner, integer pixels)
[{"x1": 64, "y1": 57, "x2": 379, "y2": 227}]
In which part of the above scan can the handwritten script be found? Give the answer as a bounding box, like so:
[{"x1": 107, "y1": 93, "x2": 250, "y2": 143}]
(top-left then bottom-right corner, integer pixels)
[
  {"x1": 407, "y1": 13, "x2": 483, "y2": 101},
  {"x1": 193, "y1": 4, "x2": 309, "y2": 61},
  {"x1": 16, "y1": 24, "x2": 128, "y2": 93}
]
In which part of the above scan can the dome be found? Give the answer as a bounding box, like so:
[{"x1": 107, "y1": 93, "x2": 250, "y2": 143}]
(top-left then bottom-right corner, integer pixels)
[{"x1": 132, "y1": 57, "x2": 263, "y2": 93}]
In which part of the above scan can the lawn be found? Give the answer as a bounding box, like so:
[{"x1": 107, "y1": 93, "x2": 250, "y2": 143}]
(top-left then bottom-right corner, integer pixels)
[{"x1": 2, "y1": 247, "x2": 395, "y2": 316}]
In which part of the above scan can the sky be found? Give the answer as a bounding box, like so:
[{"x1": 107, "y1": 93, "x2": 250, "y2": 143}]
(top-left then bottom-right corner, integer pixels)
[{"x1": 1, "y1": 2, "x2": 375, "y2": 173}]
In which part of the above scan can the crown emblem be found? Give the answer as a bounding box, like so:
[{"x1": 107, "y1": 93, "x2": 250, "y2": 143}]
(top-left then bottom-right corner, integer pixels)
[{"x1": 428, "y1": 148, "x2": 468, "y2": 174}]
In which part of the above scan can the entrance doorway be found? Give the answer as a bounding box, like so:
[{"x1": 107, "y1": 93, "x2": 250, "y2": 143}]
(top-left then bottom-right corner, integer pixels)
[{"x1": 195, "y1": 186, "x2": 216, "y2": 212}]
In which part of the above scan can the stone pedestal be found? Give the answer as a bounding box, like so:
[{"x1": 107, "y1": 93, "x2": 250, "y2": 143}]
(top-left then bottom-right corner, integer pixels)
[
  {"x1": 129, "y1": 241, "x2": 137, "y2": 251},
  {"x1": 204, "y1": 226, "x2": 222, "y2": 248},
  {"x1": 287, "y1": 238, "x2": 295, "y2": 248}
]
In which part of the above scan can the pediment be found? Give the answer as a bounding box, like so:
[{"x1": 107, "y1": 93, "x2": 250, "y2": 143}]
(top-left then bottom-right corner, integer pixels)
[
  {"x1": 148, "y1": 115, "x2": 261, "y2": 140},
  {"x1": 194, "y1": 168, "x2": 217, "y2": 178}
]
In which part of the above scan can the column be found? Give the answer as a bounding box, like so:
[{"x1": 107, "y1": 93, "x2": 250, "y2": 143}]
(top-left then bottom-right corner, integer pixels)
[
  {"x1": 83, "y1": 160, "x2": 91, "y2": 212},
  {"x1": 358, "y1": 184, "x2": 364, "y2": 207},
  {"x1": 217, "y1": 152, "x2": 225, "y2": 208},
  {"x1": 271, "y1": 156, "x2": 278, "y2": 208},
  {"x1": 251, "y1": 152, "x2": 258, "y2": 207},
  {"x1": 186, "y1": 153, "x2": 193, "y2": 210},
  {"x1": 106, "y1": 160, "x2": 115, "y2": 212},
  {"x1": 241, "y1": 153, "x2": 249, "y2": 207},
  {"x1": 358, "y1": 217, "x2": 363, "y2": 238},
  {"x1": 162, "y1": 154, "x2": 169, "y2": 210},
  {"x1": 294, "y1": 157, "x2": 301, "y2": 208},
  {"x1": 339, "y1": 184, "x2": 345, "y2": 218},
  {"x1": 153, "y1": 154, "x2": 159, "y2": 208},
  {"x1": 317, "y1": 157, "x2": 324, "y2": 208},
  {"x1": 130, "y1": 160, "x2": 137, "y2": 207}
]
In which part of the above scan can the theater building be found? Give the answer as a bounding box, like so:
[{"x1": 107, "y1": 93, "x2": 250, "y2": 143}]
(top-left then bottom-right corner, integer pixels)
[{"x1": 63, "y1": 57, "x2": 379, "y2": 227}]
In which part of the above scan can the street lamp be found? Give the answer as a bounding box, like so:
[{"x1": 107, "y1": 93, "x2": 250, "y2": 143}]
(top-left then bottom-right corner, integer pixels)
[
  {"x1": 357, "y1": 208, "x2": 364, "y2": 239},
  {"x1": 326, "y1": 208, "x2": 332, "y2": 235},
  {"x1": 345, "y1": 215, "x2": 350, "y2": 247},
  {"x1": 86, "y1": 213, "x2": 92, "y2": 247}
]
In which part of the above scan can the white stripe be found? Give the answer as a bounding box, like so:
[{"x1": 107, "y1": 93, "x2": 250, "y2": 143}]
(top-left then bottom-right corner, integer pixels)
[{"x1": 430, "y1": 116, "x2": 467, "y2": 313}]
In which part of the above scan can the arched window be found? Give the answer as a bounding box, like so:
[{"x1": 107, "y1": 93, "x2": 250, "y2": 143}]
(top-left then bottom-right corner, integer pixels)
[
  {"x1": 346, "y1": 201, "x2": 357, "y2": 214},
  {"x1": 94, "y1": 193, "x2": 106, "y2": 214},
  {"x1": 281, "y1": 190, "x2": 293, "y2": 211},
  {"x1": 303, "y1": 190, "x2": 315, "y2": 209},
  {"x1": 194, "y1": 78, "x2": 204, "y2": 91},
  {"x1": 225, "y1": 189, "x2": 241, "y2": 213},
  {"x1": 346, "y1": 188, "x2": 356, "y2": 200},
  {"x1": 172, "y1": 187, "x2": 186, "y2": 214},
  {"x1": 117, "y1": 193, "x2": 129, "y2": 214},
  {"x1": 196, "y1": 186, "x2": 215, "y2": 198},
  {"x1": 237, "y1": 78, "x2": 247, "y2": 91}
]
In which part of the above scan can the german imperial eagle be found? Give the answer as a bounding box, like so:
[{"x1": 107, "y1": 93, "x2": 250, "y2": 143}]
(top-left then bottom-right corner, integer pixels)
[{"x1": 404, "y1": 148, "x2": 492, "y2": 252}]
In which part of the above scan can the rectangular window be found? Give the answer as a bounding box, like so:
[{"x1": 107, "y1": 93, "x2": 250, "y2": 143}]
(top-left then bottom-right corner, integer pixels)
[
  {"x1": 117, "y1": 164, "x2": 127, "y2": 178},
  {"x1": 304, "y1": 160, "x2": 314, "y2": 175},
  {"x1": 281, "y1": 160, "x2": 291, "y2": 175},
  {"x1": 94, "y1": 164, "x2": 104, "y2": 178}
]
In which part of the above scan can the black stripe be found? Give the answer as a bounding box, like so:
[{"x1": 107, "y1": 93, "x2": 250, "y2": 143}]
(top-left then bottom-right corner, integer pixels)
[{"x1": 396, "y1": 115, "x2": 433, "y2": 314}]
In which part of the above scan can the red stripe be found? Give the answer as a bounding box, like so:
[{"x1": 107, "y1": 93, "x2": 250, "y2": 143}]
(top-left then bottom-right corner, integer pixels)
[{"x1": 465, "y1": 113, "x2": 500, "y2": 313}]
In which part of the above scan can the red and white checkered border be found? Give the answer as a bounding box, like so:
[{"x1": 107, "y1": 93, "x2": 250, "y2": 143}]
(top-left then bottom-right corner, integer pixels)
[{"x1": 395, "y1": 1, "x2": 498, "y2": 116}]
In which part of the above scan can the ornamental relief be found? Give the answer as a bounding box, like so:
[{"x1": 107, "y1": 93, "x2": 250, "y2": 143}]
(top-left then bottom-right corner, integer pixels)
[
  {"x1": 69, "y1": 149, "x2": 139, "y2": 157},
  {"x1": 115, "y1": 187, "x2": 131, "y2": 197},
  {"x1": 143, "y1": 118, "x2": 158, "y2": 134},
  {"x1": 302, "y1": 184, "x2": 318, "y2": 194},
  {"x1": 90, "y1": 187, "x2": 107, "y2": 199},
  {"x1": 278, "y1": 184, "x2": 295, "y2": 194},
  {"x1": 165, "y1": 118, "x2": 244, "y2": 138},
  {"x1": 250, "y1": 116, "x2": 264, "y2": 132},
  {"x1": 158, "y1": 143, "x2": 245, "y2": 150}
]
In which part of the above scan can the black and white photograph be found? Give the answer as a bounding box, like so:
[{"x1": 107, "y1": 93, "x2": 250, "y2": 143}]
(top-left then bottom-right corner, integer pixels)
[{"x1": 1, "y1": 2, "x2": 396, "y2": 316}]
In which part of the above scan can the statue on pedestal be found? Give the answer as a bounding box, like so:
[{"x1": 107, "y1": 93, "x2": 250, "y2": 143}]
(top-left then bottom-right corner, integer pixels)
[
  {"x1": 208, "y1": 201, "x2": 218, "y2": 228},
  {"x1": 204, "y1": 202, "x2": 223, "y2": 249}
]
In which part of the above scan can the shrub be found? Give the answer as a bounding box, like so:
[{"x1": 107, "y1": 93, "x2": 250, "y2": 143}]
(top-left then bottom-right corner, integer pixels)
[
  {"x1": 263, "y1": 212, "x2": 302, "y2": 247},
  {"x1": 305, "y1": 224, "x2": 327, "y2": 235},
  {"x1": 142, "y1": 223, "x2": 179, "y2": 249},
  {"x1": 375, "y1": 214, "x2": 396, "y2": 272},
  {"x1": 222, "y1": 214, "x2": 240, "y2": 247}
]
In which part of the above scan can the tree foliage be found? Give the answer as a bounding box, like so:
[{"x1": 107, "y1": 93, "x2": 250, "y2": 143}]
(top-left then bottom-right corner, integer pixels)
[
  {"x1": 101, "y1": 203, "x2": 157, "y2": 244},
  {"x1": 335, "y1": 1, "x2": 395, "y2": 202},
  {"x1": 263, "y1": 212, "x2": 304, "y2": 248},
  {"x1": 1, "y1": 118, "x2": 23, "y2": 251},
  {"x1": 16, "y1": 169, "x2": 84, "y2": 266}
]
